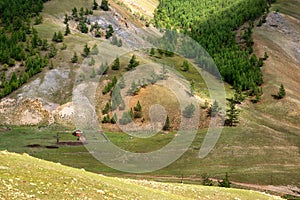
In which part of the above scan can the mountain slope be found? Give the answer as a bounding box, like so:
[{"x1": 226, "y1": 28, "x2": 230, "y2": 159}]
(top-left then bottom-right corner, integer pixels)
[{"x1": 0, "y1": 151, "x2": 283, "y2": 200}]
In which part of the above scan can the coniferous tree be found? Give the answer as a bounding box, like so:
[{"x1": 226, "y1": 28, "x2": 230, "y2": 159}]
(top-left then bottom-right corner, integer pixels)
[
  {"x1": 48, "y1": 43, "x2": 57, "y2": 58},
  {"x1": 72, "y1": 7, "x2": 78, "y2": 20},
  {"x1": 127, "y1": 55, "x2": 139, "y2": 70},
  {"x1": 277, "y1": 84, "x2": 286, "y2": 99},
  {"x1": 100, "y1": 0, "x2": 109, "y2": 11},
  {"x1": 218, "y1": 173, "x2": 231, "y2": 188},
  {"x1": 159, "y1": 65, "x2": 168, "y2": 80},
  {"x1": 201, "y1": 174, "x2": 213, "y2": 186},
  {"x1": 102, "y1": 102, "x2": 110, "y2": 115},
  {"x1": 65, "y1": 23, "x2": 71, "y2": 36},
  {"x1": 90, "y1": 44, "x2": 99, "y2": 55},
  {"x1": 150, "y1": 48, "x2": 155, "y2": 56},
  {"x1": 226, "y1": 99, "x2": 239, "y2": 126},
  {"x1": 134, "y1": 101, "x2": 142, "y2": 118},
  {"x1": 209, "y1": 100, "x2": 220, "y2": 117},
  {"x1": 111, "y1": 57, "x2": 120, "y2": 70},
  {"x1": 127, "y1": 81, "x2": 139, "y2": 95},
  {"x1": 163, "y1": 115, "x2": 171, "y2": 131},
  {"x1": 106, "y1": 25, "x2": 114, "y2": 38},
  {"x1": 183, "y1": 103, "x2": 195, "y2": 118},
  {"x1": 119, "y1": 111, "x2": 132, "y2": 125},
  {"x1": 111, "y1": 35, "x2": 118, "y2": 46},
  {"x1": 93, "y1": 0, "x2": 99, "y2": 10},
  {"x1": 182, "y1": 60, "x2": 190, "y2": 72},
  {"x1": 89, "y1": 57, "x2": 95, "y2": 66},
  {"x1": 71, "y1": 52, "x2": 78, "y2": 63},
  {"x1": 190, "y1": 80, "x2": 195, "y2": 95},
  {"x1": 52, "y1": 32, "x2": 57, "y2": 42},
  {"x1": 83, "y1": 44, "x2": 90, "y2": 57},
  {"x1": 63, "y1": 14, "x2": 69, "y2": 24},
  {"x1": 117, "y1": 39, "x2": 122, "y2": 47},
  {"x1": 118, "y1": 76, "x2": 126, "y2": 89}
]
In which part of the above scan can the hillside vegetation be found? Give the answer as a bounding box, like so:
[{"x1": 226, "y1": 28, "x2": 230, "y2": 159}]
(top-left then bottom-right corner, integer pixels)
[
  {"x1": 0, "y1": 151, "x2": 283, "y2": 200},
  {"x1": 154, "y1": 0, "x2": 269, "y2": 96}
]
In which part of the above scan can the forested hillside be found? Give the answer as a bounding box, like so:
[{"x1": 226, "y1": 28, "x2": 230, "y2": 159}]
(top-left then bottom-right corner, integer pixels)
[
  {"x1": 154, "y1": 0, "x2": 271, "y2": 95},
  {"x1": 0, "y1": 0, "x2": 51, "y2": 98}
]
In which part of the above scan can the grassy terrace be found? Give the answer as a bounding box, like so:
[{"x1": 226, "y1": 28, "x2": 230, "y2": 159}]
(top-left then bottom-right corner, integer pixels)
[
  {"x1": 0, "y1": 151, "x2": 283, "y2": 199},
  {"x1": 0, "y1": 126, "x2": 299, "y2": 187}
]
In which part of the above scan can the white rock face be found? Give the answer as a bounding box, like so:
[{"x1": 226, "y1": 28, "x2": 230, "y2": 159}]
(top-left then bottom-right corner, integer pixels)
[{"x1": 0, "y1": 98, "x2": 75, "y2": 126}]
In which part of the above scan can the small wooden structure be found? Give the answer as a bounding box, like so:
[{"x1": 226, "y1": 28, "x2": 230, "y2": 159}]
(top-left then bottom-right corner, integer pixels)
[{"x1": 72, "y1": 129, "x2": 87, "y2": 144}]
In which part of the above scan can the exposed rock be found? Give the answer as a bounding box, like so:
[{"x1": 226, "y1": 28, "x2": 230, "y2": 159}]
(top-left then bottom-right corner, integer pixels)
[
  {"x1": 0, "y1": 98, "x2": 54, "y2": 126},
  {"x1": 52, "y1": 102, "x2": 75, "y2": 127},
  {"x1": 0, "y1": 97, "x2": 76, "y2": 127}
]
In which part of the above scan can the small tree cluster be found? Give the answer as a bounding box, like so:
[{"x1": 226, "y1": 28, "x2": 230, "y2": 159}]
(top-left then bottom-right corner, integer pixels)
[
  {"x1": 111, "y1": 35, "x2": 122, "y2": 47},
  {"x1": 181, "y1": 60, "x2": 190, "y2": 71},
  {"x1": 93, "y1": 0, "x2": 99, "y2": 10},
  {"x1": 127, "y1": 81, "x2": 140, "y2": 96},
  {"x1": 106, "y1": 25, "x2": 114, "y2": 39},
  {"x1": 218, "y1": 173, "x2": 231, "y2": 188},
  {"x1": 102, "y1": 114, "x2": 117, "y2": 124},
  {"x1": 98, "y1": 62, "x2": 109, "y2": 75},
  {"x1": 201, "y1": 174, "x2": 213, "y2": 186},
  {"x1": 52, "y1": 31, "x2": 64, "y2": 43},
  {"x1": 159, "y1": 65, "x2": 168, "y2": 80},
  {"x1": 102, "y1": 76, "x2": 118, "y2": 95},
  {"x1": 119, "y1": 111, "x2": 133, "y2": 125}
]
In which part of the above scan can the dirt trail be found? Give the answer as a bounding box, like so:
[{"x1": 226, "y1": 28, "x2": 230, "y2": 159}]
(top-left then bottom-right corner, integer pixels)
[{"x1": 110, "y1": 174, "x2": 300, "y2": 197}]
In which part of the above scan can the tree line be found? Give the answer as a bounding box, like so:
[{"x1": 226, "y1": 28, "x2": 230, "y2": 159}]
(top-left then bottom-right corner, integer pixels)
[{"x1": 0, "y1": 0, "x2": 53, "y2": 98}]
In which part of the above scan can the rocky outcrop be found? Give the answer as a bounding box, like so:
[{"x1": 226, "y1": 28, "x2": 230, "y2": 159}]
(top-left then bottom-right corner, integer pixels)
[{"x1": 0, "y1": 98, "x2": 75, "y2": 127}]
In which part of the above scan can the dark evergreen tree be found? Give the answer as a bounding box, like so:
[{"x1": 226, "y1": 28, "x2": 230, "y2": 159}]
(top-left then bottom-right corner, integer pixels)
[
  {"x1": 102, "y1": 102, "x2": 111, "y2": 115},
  {"x1": 83, "y1": 44, "x2": 90, "y2": 57},
  {"x1": 111, "y1": 57, "x2": 120, "y2": 70},
  {"x1": 226, "y1": 99, "x2": 239, "y2": 126},
  {"x1": 63, "y1": 14, "x2": 69, "y2": 24},
  {"x1": 65, "y1": 23, "x2": 71, "y2": 36},
  {"x1": 163, "y1": 115, "x2": 171, "y2": 131},
  {"x1": 277, "y1": 84, "x2": 286, "y2": 99},
  {"x1": 127, "y1": 55, "x2": 139, "y2": 70},
  {"x1": 100, "y1": 0, "x2": 109, "y2": 11},
  {"x1": 71, "y1": 52, "x2": 78, "y2": 63},
  {"x1": 106, "y1": 25, "x2": 114, "y2": 39},
  {"x1": 93, "y1": 0, "x2": 99, "y2": 10},
  {"x1": 150, "y1": 48, "x2": 155, "y2": 56}
]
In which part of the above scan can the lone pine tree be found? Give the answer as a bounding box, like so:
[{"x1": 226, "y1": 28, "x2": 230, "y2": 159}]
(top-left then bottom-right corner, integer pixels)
[
  {"x1": 226, "y1": 99, "x2": 239, "y2": 126},
  {"x1": 277, "y1": 84, "x2": 286, "y2": 99}
]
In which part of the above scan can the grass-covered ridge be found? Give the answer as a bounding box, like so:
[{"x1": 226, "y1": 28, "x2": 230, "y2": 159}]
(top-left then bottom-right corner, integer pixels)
[{"x1": 0, "y1": 151, "x2": 283, "y2": 199}]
